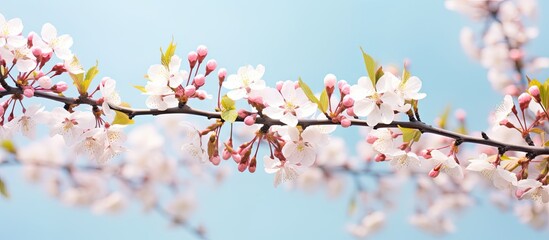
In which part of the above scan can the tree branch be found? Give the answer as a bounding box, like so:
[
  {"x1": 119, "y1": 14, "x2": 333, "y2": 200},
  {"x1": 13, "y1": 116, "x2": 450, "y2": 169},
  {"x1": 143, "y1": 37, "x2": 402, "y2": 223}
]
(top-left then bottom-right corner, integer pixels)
[{"x1": 2, "y1": 89, "x2": 548, "y2": 157}]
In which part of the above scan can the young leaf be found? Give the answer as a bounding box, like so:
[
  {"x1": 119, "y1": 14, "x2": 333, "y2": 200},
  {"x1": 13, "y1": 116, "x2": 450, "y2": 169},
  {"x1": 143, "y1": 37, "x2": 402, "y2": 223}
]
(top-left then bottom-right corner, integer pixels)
[
  {"x1": 398, "y1": 125, "x2": 421, "y2": 143},
  {"x1": 298, "y1": 77, "x2": 319, "y2": 105},
  {"x1": 220, "y1": 95, "x2": 238, "y2": 123},
  {"x1": 402, "y1": 65, "x2": 411, "y2": 84},
  {"x1": 360, "y1": 47, "x2": 377, "y2": 85},
  {"x1": 319, "y1": 89, "x2": 329, "y2": 113},
  {"x1": 438, "y1": 105, "x2": 451, "y2": 129},
  {"x1": 1, "y1": 140, "x2": 16, "y2": 154},
  {"x1": 81, "y1": 61, "x2": 99, "y2": 94},
  {"x1": 161, "y1": 39, "x2": 177, "y2": 68},
  {"x1": 0, "y1": 177, "x2": 8, "y2": 199},
  {"x1": 375, "y1": 66, "x2": 384, "y2": 82},
  {"x1": 133, "y1": 85, "x2": 147, "y2": 93},
  {"x1": 112, "y1": 102, "x2": 135, "y2": 125}
]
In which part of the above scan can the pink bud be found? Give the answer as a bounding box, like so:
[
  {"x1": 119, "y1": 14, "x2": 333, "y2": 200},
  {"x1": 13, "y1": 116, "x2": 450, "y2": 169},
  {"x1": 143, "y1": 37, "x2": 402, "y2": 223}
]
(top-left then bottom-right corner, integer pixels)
[
  {"x1": 340, "y1": 117, "x2": 351, "y2": 128},
  {"x1": 341, "y1": 84, "x2": 351, "y2": 95},
  {"x1": 420, "y1": 149, "x2": 432, "y2": 159},
  {"x1": 196, "y1": 45, "x2": 208, "y2": 62},
  {"x1": 276, "y1": 81, "x2": 284, "y2": 91},
  {"x1": 210, "y1": 156, "x2": 221, "y2": 166},
  {"x1": 23, "y1": 88, "x2": 34, "y2": 98},
  {"x1": 244, "y1": 115, "x2": 256, "y2": 126},
  {"x1": 222, "y1": 149, "x2": 231, "y2": 160},
  {"x1": 51, "y1": 63, "x2": 66, "y2": 76},
  {"x1": 38, "y1": 76, "x2": 53, "y2": 89},
  {"x1": 374, "y1": 154, "x2": 386, "y2": 162},
  {"x1": 429, "y1": 169, "x2": 440, "y2": 178},
  {"x1": 193, "y1": 74, "x2": 206, "y2": 87},
  {"x1": 366, "y1": 135, "x2": 378, "y2": 144},
  {"x1": 337, "y1": 80, "x2": 348, "y2": 90},
  {"x1": 509, "y1": 49, "x2": 523, "y2": 61},
  {"x1": 529, "y1": 85, "x2": 541, "y2": 102},
  {"x1": 342, "y1": 95, "x2": 354, "y2": 108},
  {"x1": 232, "y1": 154, "x2": 242, "y2": 163},
  {"x1": 518, "y1": 92, "x2": 531, "y2": 110},
  {"x1": 218, "y1": 68, "x2": 227, "y2": 83},
  {"x1": 206, "y1": 59, "x2": 217, "y2": 74},
  {"x1": 32, "y1": 48, "x2": 42, "y2": 58},
  {"x1": 248, "y1": 95, "x2": 263, "y2": 104},
  {"x1": 324, "y1": 74, "x2": 336, "y2": 88},
  {"x1": 454, "y1": 108, "x2": 466, "y2": 122},
  {"x1": 185, "y1": 85, "x2": 196, "y2": 97},
  {"x1": 196, "y1": 90, "x2": 208, "y2": 100},
  {"x1": 237, "y1": 109, "x2": 248, "y2": 118},
  {"x1": 188, "y1": 51, "x2": 198, "y2": 67},
  {"x1": 237, "y1": 162, "x2": 247, "y2": 172},
  {"x1": 41, "y1": 51, "x2": 53, "y2": 63},
  {"x1": 54, "y1": 81, "x2": 68, "y2": 93},
  {"x1": 346, "y1": 107, "x2": 356, "y2": 116}
]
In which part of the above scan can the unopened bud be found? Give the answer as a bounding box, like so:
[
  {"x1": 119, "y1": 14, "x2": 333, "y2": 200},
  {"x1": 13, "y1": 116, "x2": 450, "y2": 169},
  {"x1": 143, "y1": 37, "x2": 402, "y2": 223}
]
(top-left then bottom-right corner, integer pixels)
[
  {"x1": 205, "y1": 59, "x2": 217, "y2": 76},
  {"x1": 341, "y1": 84, "x2": 351, "y2": 95},
  {"x1": 375, "y1": 154, "x2": 386, "y2": 162},
  {"x1": 340, "y1": 117, "x2": 351, "y2": 128},
  {"x1": 196, "y1": 90, "x2": 208, "y2": 100},
  {"x1": 342, "y1": 95, "x2": 354, "y2": 108},
  {"x1": 193, "y1": 74, "x2": 206, "y2": 87},
  {"x1": 23, "y1": 88, "x2": 34, "y2": 98},
  {"x1": 185, "y1": 85, "x2": 196, "y2": 97},
  {"x1": 32, "y1": 48, "x2": 42, "y2": 58},
  {"x1": 51, "y1": 63, "x2": 66, "y2": 76},
  {"x1": 222, "y1": 149, "x2": 231, "y2": 160},
  {"x1": 232, "y1": 154, "x2": 242, "y2": 163},
  {"x1": 346, "y1": 107, "x2": 356, "y2": 116},
  {"x1": 53, "y1": 81, "x2": 68, "y2": 93},
  {"x1": 454, "y1": 108, "x2": 466, "y2": 122},
  {"x1": 420, "y1": 149, "x2": 432, "y2": 159},
  {"x1": 210, "y1": 156, "x2": 221, "y2": 166},
  {"x1": 238, "y1": 162, "x2": 247, "y2": 172},
  {"x1": 324, "y1": 74, "x2": 336, "y2": 88},
  {"x1": 188, "y1": 51, "x2": 198, "y2": 68},
  {"x1": 244, "y1": 115, "x2": 256, "y2": 126},
  {"x1": 499, "y1": 119, "x2": 516, "y2": 128},
  {"x1": 509, "y1": 49, "x2": 523, "y2": 61},
  {"x1": 248, "y1": 157, "x2": 257, "y2": 173},
  {"x1": 366, "y1": 135, "x2": 378, "y2": 144},
  {"x1": 38, "y1": 76, "x2": 53, "y2": 89},
  {"x1": 518, "y1": 92, "x2": 531, "y2": 110},
  {"x1": 337, "y1": 80, "x2": 348, "y2": 90},
  {"x1": 196, "y1": 45, "x2": 208, "y2": 62},
  {"x1": 218, "y1": 68, "x2": 227, "y2": 84},
  {"x1": 275, "y1": 81, "x2": 283, "y2": 91},
  {"x1": 528, "y1": 85, "x2": 541, "y2": 102},
  {"x1": 429, "y1": 169, "x2": 440, "y2": 178}
]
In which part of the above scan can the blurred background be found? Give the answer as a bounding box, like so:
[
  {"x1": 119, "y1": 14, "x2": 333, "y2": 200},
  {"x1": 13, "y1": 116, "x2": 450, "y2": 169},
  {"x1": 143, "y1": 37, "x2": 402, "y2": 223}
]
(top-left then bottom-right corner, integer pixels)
[{"x1": 0, "y1": 0, "x2": 548, "y2": 239}]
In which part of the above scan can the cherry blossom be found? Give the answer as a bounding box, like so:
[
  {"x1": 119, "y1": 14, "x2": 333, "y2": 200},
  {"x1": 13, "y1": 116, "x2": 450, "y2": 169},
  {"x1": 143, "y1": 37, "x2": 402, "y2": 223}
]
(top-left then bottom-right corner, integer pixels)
[
  {"x1": 49, "y1": 107, "x2": 95, "y2": 143},
  {"x1": 147, "y1": 55, "x2": 188, "y2": 88},
  {"x1": 350, "y1": 74, "x2": 404, "y2": 126},
  {"x1": 466, "y1": 153, "x2": 518, "y2": 190},
  {"x1": 281, "y1": 126, "x2": 322, "y2": 167},
  {"x1": 6, "y1": 104, "x2": 46, "y2": 138},
  {"x1": 32, "y1": 23, "x2": 74, "y2": 60},
  {"x1": 99, "y1": 77, "x2": 122, "y2": 117},
  {"x1": 0, "y1": 14, "x2": 25, "y2": 49},
  {"x1": 517, "y1": 179, "x2": 549, "y2": 204},
  {"x1": 429, "y1": 150, "x2": 464, "y2": 179},
  {"x1": 264, "y1": 156, "x2": 301, "y2": 187},
  {"x1": 222, "y1": 64, "x2": 265, "y2": 100},
  {"x1": 262, "y1": 81, "x2": 317, "y2": 127}
]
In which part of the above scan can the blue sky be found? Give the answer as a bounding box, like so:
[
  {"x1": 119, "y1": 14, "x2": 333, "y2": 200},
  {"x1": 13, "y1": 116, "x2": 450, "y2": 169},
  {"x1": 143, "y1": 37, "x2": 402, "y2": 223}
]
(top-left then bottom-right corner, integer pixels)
[{"x1": 1, "y1": 0, "x2": 549, "y2": 239}]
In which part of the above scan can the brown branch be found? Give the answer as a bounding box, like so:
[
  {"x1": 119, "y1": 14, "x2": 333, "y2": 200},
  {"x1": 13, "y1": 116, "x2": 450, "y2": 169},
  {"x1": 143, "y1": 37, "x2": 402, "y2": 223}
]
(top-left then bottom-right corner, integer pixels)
[{"x1": 1, "y1": 88, "x2": 548, "y2": 157}]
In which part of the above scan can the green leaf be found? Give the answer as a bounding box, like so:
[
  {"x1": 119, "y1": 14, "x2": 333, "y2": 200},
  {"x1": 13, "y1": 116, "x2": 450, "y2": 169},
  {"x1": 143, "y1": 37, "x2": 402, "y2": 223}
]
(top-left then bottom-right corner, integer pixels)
[
  {"x1": 221, "y1": 109, "x2": 238, "y2": 123},
  {"x1": 375, "y1": 66, "x2": 384, "y2": 82},
  {"x1": 220, "y1": 95, "x2": 238, "y2": 123},
  {"x1": 360, "y1": 47, "x2": 377, "y2": 85},
  {"x1": 133, "y1": 85, "x2": 147, "y2": 93},
  {"x1": 112, "y1": 102, "x2": 135, "y2": 125},
  {"x1": 1, "y1": 140, "x2": 16, "y2": 154},
  {"x1": 0, "y1": 177, "x2": 8, "y2": 199},
  {"x1": 319, "y1": 89, "x2": 329, "y2": 113},
  {"x1": 298, "y1": 77, "x2": 319, "y2": 105},
  {"x1": 81, "y1": 61, "x2": 99, "y2": 94},
  {"x1": 161, "y1": 39, "x2": 177, "y2": 68},
  {"x1": 438, "y1": 105, "x2": 451, "y2": 129},
  {"x1": 398, "y1": 125, "x2": 422, "y2": 143}
]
